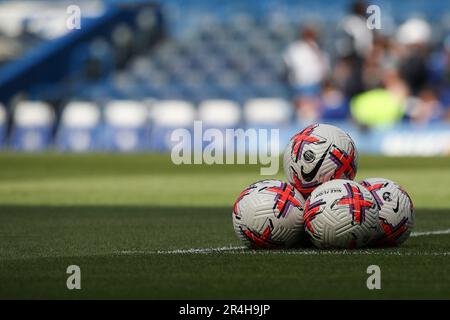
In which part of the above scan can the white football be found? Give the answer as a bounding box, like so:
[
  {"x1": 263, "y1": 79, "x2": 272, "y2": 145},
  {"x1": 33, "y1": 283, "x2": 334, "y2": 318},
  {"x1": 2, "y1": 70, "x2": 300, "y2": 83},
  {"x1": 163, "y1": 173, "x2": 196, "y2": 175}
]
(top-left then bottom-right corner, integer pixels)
[
  {"x1": 304, "y1": 179, "x2": 380, "y2": 249},
  {"x1": 232, "y1": 179, "x2": 306, "y2": 249},
  {"x1": 360, "y1": 178, "x2": 414, "y2": 246},
  {"x1": 283, "y1": 124, "x2": 358, "y2": 198}
]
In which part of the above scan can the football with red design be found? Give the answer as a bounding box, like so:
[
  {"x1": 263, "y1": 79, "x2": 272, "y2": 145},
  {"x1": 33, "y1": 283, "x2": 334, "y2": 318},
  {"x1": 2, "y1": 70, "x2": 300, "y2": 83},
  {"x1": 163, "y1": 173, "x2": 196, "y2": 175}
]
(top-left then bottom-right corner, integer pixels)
[
  {"x1": 360, "y1": 177, "x2": 415, "y2": 247},
  {"x1": 283, "y1": 124, "x2": 358, "y2": 198},
  {"x1": 304, "y1": 179, "x2": 380, "y2": 249},
  {"x1": 232, "y1": 179, "x2": 306, "y2": 249}
]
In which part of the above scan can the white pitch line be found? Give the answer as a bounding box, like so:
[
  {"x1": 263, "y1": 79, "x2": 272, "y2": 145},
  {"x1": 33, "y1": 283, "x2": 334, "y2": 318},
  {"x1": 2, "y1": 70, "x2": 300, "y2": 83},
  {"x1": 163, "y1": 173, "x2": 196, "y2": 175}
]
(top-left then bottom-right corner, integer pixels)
[
  {"x1": 236, "y1": 250, "x2": 450, "y2": 256},
  {"x1": 119, "y1": 245, "x2": 246, "y2": 255},
  {"x1": 117, "y1": 228, "x2": 450, "y2": 256},
  {"x1": 157, "y1": 245, "x2": 247, "y2": 254},
  {"x1": 411, "y1": 228, "x2": 450, "y2": 237}
]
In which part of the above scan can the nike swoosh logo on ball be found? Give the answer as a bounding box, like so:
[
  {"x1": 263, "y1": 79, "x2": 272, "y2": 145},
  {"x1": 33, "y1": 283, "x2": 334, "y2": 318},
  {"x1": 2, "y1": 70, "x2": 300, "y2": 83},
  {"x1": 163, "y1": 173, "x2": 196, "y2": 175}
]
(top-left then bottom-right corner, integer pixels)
[
  {"x1": 393, "y1": 198, "x2": 400, "y2": 213},
  {"x1": 301, "y1": 146, "x2": 331, "y2": 182}
]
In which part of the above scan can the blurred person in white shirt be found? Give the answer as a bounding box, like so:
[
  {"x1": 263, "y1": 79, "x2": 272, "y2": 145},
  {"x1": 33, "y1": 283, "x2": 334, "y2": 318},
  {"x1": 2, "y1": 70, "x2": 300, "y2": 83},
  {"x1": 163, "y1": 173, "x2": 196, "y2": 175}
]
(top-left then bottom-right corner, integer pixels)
[
  {"x1": 283, "y1": 25, "x2": 329, "y2": 120},
  {"x1": 338, "y1": 1, "x2": 373, "y2": 58}
]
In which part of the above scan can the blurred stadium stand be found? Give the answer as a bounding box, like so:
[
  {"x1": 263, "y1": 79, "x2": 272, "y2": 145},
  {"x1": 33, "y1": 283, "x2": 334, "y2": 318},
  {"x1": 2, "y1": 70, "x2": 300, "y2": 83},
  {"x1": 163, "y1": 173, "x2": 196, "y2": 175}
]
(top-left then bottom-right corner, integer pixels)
[{"x1": 0, "y1": 0, "x2": 449, "y2": 155}]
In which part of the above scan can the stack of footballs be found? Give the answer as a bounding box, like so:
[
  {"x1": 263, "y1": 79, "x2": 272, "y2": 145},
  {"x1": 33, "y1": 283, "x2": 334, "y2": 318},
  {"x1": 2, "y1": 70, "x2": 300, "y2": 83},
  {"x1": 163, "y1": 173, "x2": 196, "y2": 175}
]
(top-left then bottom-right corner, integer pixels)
[{"x1": 232, "y1": 123, "x2": 415, "y2": 249}]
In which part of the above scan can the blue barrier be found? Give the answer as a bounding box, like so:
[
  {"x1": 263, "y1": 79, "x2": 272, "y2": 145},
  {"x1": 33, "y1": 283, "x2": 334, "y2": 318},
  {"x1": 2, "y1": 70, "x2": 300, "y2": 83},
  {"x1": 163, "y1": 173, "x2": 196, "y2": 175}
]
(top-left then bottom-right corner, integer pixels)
[
  {"x1": 280, "y1": 122, "x2": 450, "y2": 156},
  {"x1": 1, "y1": 113, "x2": 450, "y2": 155}
]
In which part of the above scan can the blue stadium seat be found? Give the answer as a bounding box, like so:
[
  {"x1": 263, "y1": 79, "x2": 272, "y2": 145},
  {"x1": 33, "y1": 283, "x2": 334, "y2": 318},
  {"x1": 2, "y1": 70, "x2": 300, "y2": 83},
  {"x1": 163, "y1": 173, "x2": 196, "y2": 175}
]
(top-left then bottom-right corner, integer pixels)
[
  {"x1": 103, "y1": 100, "x2": 151, "y2": 151},
  {"x1": 198, "y1": 99, "x2": 241, "y2": 129},
  {"x1": 244, "y1": 98, "x2": 293, "y2": 127},
  {"x1": 56, "y1": 101, "x2": 102, "y2": 152},
  {"x1": 11, "y1": 101, "x2": 55, "y2": 151},
  {"x1": 197, "y1": 99, "x2": 243, "y2": 152},
  {"x1": 149, "y1": 100, "x2": 196, "y2": 151}
]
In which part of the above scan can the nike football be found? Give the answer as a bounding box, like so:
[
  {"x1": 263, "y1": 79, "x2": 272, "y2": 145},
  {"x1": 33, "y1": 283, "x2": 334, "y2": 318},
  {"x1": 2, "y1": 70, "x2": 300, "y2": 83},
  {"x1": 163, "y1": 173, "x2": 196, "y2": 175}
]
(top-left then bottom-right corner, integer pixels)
[
  {"x1": 304, "y1": 179, "x2": 380, "y2": 249},
  {"x1": 283, "y1": 124, "x2": 358, "y2": 198},
  {"x1": 360, "y1": 178, "x2": 414, "y2": 246},
  {"x1": 232, "y1": 179, "x2": 306, "y2": 249}
]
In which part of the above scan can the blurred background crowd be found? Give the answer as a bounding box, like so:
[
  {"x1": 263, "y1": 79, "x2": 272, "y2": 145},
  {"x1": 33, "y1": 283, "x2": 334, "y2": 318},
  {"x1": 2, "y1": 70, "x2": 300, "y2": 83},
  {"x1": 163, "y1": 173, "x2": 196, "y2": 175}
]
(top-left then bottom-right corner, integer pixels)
[
  {"x1": 284, "y1": 1, "x2": 450, "y2": 126},
  {"x1": 0, "y1": 0, "x2": 449, "y2": 154}
]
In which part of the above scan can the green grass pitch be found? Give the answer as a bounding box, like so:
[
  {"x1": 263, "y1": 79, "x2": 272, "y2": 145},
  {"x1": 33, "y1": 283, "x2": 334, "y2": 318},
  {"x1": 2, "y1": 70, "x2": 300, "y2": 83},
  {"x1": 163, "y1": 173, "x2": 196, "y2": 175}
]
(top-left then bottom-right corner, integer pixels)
[{"x1": 0, "y1": 153, "x2": 449, "y2": 299}]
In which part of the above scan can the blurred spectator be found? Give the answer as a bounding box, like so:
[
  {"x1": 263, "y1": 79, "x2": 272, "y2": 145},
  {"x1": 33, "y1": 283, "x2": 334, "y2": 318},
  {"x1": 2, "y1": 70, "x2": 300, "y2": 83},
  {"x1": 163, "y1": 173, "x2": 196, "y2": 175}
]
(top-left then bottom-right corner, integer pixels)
[
  {"x1": 398, "y1": 48, "x2": 429, "y2": 95},
  {"x1": 406, "y1": 88, "x2": 444, "y2": 124},
  {"x1": 350, "y1": 89, "x2": 404, "y2": 127},
  {"x1": 363, "y1": 34, "x2": 399, "y2": 90},
  {"x1": 338, "y1": 0, "x2": 373, "y2": 58},
  {"x1": 283, "y1": 25, "x2": 329, "y2": 120},
  {"x1": 334, "y1": 1, "x2": 372, "y2": 98},
  {"x1": 320, "y1": 80, "x2": 349, "y2": 120},
  {"x1": 396, "y1": 18, "x2": 431, "y2": 48},
  {"x1": 395, "y1": 18, "x2": 446, "y2": 124},
  {"x1": 382, "y1": 67, "x2": 409, "y2": 103},
  {"x1": 428, "y1": 35, "x2": 450, "y2": 119}
]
